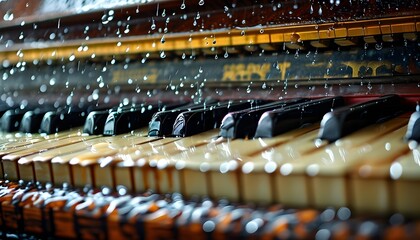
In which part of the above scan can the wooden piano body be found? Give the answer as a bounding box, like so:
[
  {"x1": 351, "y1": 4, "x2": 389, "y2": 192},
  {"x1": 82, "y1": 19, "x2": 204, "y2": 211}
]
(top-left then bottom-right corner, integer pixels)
[{"x1": 0, "y1": 0, "x2": 419, "y2": 239}]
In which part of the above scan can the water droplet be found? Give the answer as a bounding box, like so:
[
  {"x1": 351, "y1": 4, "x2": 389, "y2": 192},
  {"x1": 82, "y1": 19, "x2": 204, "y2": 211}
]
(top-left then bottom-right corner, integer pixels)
[
  {"x1": 224, "y1": 51, "x2": 229, "y2": 58},
  {"x1": 181, "y1": 53, "x2": 186, "y2": 59},
  {"x1": 259, "y1": 29, "x2": 264, "y2": 34},
  {"x1": 198, "y1": 0, "x2": 204, "y2": 6},
  {"x1": 151, "y1": 19, "x2": 156, "y2": 30},
  {"x1": 3, "y1": 11, "x2": 14, "y2": 21},
  {"x1": 318, "y1": 6, "x2": 323, "y2": 15},
  {"x1": 39, "y1": 84, "x2": 47, "y2": 93},
  {"x1": 161, "y1": 35, "x2": 166, "y2": 43},
  {"x1": 180, "y1": 1, "x2": 186, "y2": 9},
  {"x1": 241, "y1": 30, "x2": 245, "y2": 36},
  {"x1": 69, "y1": 54, "x2": 75, "y2": 61},
  {"x1": 310, "y1": 5, "x2": 314, "y2": 14},
  {"x1": 375, "y1": 43, "x2": 383, "y2": 50},
  {"x1": 160, "y1": 51, "x2": 166, "y2": 58}
]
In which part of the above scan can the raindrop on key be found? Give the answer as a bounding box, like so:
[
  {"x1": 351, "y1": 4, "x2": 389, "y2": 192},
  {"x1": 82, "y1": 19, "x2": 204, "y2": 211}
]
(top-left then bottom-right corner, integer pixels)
[
  {"x1": 199, "y1": 0, "x2": 204, "y2": 6},
  {"x1": 3, "y1": 11, "x2": 14, "y2": 21}
]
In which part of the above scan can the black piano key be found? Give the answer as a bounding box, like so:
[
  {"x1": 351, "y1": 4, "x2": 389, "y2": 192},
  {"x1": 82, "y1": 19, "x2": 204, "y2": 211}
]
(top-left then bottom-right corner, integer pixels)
[
  {"x1": 103, "y1": 102, "x2": 182, "y2": 136},
  {"x1": 148, "y1": 100, "x2": 219, "y2": 137},
  {"x1": 405, "y1": 111, "x2": 420, "y2": 142},
  {"x1": 1, "y1": 108, "x2": 27, "y2": 132},
  {"x1": 82, "y1": 104, "x2": 121, "y2": 135},
  {"x1": 20, "y1": 106, "x2": 59, "y2": 133},
  {"x1": 40, "y1": 107, "x2": 88, "y2": 134},
  {"x1": 0, "y1": 104, "x2": 13, "y2": 119},
  {"x1": 254, "y1": 96, "x2": 345, "y2": 138},
  {"x1": 219, "y1": 98, "x2": 308, "y2": 139},
  {"x1": 318, "y1": 94, "x2": 404, "y2": 142},
  {"x1": 83, "y1": 109, "x2": 111, "y2": 135},
  {"x1": 172, "y1": 101, "x2": 265, "y2": 137}
]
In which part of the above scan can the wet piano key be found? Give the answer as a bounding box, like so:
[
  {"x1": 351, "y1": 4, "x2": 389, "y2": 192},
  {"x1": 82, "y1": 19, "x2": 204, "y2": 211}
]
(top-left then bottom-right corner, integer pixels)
[
  {"x1": 219, "y1": 98, "x2": 308, "y2": 139},
  {"x1": 83, "y1": 109, "x2": 115, "y2": 135},
  {"x1": 1, "y1": 108, "x2": 27, "y2": 132},
  {"x1": 254, "y1": 96, "x2": 345, "y2": 138},
  {"x1": 318, "y1": 94, "x2": 404, "y2": 142},
  {"x1": 148, "y1": 100, "x2": 219, "y2": 137},
  {"x1": 0, "y1": 103, "x2": 15, "y2": 119},
  {"x1": 172, "y1": 101, "x2": 260, "y2": 137},
  {"x1": 83, "y1": 103, "x2": 129, "y2": 135},
  {"x1": 273, "y1": 117, "x2": 408, "y2": 210},
  {"x1": 103, "y1": 102, "x2": 182, "y2": 136},
  {"x1": 405, "y1": 111, "x2": 420, "y2": 142},
  {"x1": 389, "y1": 146, "x2": 420, "y2": 216},
  {"x1": 20, "y1": 106, "x2": 59, "y2": 133},
  {"x1": 347, "y1": 125, "x2": 410, "y2": 215},
  {"x1": 40, "y1": 107, "x2": 89, "y2": 134}
]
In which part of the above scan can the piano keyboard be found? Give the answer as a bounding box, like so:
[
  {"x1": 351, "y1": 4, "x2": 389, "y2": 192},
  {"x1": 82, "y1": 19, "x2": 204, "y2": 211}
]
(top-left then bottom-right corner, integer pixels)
[{"x1": 0, "y1": 95, "x2": 419, "y2": 239}]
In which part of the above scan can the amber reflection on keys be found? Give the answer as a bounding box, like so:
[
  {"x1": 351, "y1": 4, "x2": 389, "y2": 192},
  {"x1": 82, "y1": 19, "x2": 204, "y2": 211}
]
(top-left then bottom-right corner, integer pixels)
[
  {"x1": 244, "y1": 117, "x2": 408, "y2": 210},
  {"x1": 377, "y1": 145, "x2": 420, "y2": 216},
  {"x1": 167, "y1": 124, "x2": 319, "y2": 202},
  {"x1": 1, "y1": 129, "x2": 93, "y2": 180}
]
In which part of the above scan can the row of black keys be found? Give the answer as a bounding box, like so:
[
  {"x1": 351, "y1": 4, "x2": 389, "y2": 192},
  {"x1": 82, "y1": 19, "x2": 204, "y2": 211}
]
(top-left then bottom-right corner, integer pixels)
[{"x1": 1, "y1": 95, "x2": 419, "y2": 142}]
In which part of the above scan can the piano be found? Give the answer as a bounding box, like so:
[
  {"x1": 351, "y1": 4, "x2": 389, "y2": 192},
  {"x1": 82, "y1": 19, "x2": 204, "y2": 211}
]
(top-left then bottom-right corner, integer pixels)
[{"x1": 0, "y1": 0, "x2": 419, "y2": 239}]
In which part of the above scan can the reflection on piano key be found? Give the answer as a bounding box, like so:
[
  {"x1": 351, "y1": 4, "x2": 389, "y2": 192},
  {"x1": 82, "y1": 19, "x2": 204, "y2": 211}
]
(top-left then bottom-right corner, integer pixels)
[
  {"x1": 405, "y1": 111, "x2": 420, "y2": 142},
  {"x1": 148, "y1": 100, "x2": 219, "y2": 137},
  {"x1": 103, "y1": 102, "x2": 183, "y2": 136},
  {"x1": 318, "y1": 94, "x2": 404, "y2": 142},
  {"x1": 41, "y1": 108, "x2": 89, "y2": 134},
  {"x1": 172, "y1": 101, "x2": 258, "y2": 137},
  {"x1": 255, "y1": 96, "x2": 345, "y2": 138},
  {"x1": 20, "y1": 106, "x2": 58, "y2": 133},
  {"x1": 276, "y1": 117, "x2": 408, "y2": 211},
  {"x1": 390, "y1": 146, "x2": 420, "y2": 216},
  {"x1": 220, "y1": 98, "x2": 308, "y2": 139},
  {"x1": 83, "y1": 109, "x2": 113, "y2": 135},
  {"x1": 1, "y1": 108, "x2": 27, "y2": 132}
]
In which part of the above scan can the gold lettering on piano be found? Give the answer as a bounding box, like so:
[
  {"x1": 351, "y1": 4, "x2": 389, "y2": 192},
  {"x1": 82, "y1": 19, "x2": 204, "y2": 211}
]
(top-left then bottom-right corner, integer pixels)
[
  {"x1": 341, "y1": 61, "x2": 391, "y2": 77},
  {"x1": 222, "y1": 63, "x2": 271, "y2": 81},
  {"x1": 276, "y1": 62, "x2": 292, "y2": 80},
  {"x1": 111, "y1": 69, "x2": 158, "y2": 83}
]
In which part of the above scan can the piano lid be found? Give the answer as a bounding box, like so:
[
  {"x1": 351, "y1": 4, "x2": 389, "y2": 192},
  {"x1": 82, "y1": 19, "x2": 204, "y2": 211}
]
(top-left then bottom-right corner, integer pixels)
[{"x1": 0, "y1": 0, "x2": 418, "y2": 63}]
